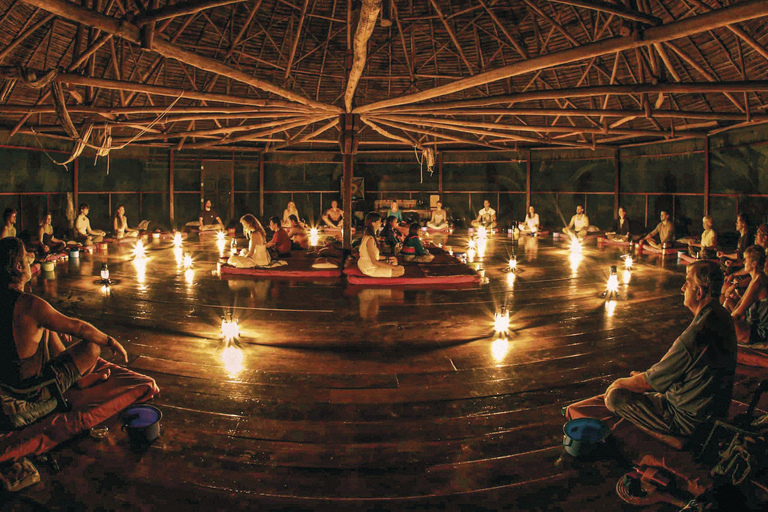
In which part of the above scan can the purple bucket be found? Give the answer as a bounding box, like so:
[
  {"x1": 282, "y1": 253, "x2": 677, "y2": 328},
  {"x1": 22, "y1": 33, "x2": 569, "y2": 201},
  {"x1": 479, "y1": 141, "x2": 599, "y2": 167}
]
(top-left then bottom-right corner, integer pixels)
[{"x1": 122, "y1": 405, "x2": 162, "y2": 444}]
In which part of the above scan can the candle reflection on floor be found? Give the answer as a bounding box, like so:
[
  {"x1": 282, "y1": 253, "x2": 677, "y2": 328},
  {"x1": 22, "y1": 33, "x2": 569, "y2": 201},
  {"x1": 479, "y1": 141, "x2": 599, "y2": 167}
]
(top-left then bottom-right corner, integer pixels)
[{"x1": 491, "y1": 337, "x2": 510, "y2": 363}]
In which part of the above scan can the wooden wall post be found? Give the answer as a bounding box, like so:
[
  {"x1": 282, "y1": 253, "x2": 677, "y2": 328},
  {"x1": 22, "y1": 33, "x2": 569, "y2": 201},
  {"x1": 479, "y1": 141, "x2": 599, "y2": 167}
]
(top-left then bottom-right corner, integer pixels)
[
  {"x1": 339, "y1": 113, "x2": 359, "y2": 250},
  {"x1": 525, "y1": 150, "x2": 531, "y2": 209},
  {"x1": 73, "y1": 157, "x2": 79, "y2": 232},
  {"x1": 230, "y1": 150, "x2": 235, "y2": 220},
  {"x1": 438, "y1": 150, "x2": 443, "y2": 198},
  {"x1": 704, "y1": 136, "x2": 710, "y2": 216},
  {"x1": 614, "y1": 148, "x2": 620, "y2": 219},
  {"x1": 169, "y1": 149, "x2": 175, "y2": 226},
  {"x1": 258, "y1": 151, "x2": 264, "y2": 217}
]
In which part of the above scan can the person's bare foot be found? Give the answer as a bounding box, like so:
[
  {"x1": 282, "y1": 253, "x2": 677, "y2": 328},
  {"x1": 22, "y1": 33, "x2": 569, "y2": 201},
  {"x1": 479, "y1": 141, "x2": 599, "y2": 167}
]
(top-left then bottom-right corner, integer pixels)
[{"x1": 76, "y1": 368, "x2": 111, "y2": 389}]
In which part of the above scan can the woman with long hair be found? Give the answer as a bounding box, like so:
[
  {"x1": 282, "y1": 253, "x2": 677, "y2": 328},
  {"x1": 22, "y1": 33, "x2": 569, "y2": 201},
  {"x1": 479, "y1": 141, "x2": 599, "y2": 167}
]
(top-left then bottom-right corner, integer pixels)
[
  {"x1": 112, "y1": 205, "x2": 139, "y2": 239},
  {"x1": 227, "y1": 214, "x2": 271, "y2": 268},
  {"x1": 282, "y1": 201, "x2": 301, "y2": 228},
  {"x1": 38, "y1": 212, "x2": 66, "y2": 255},
  {"x1": 380, "y1": 215, "x2": 403, "y2": 255},
  {"x1": 358, "y1": 212, "x2": 404, "y2": 278}
]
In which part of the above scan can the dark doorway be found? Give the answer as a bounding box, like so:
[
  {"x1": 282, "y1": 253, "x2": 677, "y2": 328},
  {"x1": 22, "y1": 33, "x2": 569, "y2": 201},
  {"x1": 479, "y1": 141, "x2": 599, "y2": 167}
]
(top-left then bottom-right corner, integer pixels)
[{"x1": 202, "y1": 160, "x2": 233, "y2": 224}]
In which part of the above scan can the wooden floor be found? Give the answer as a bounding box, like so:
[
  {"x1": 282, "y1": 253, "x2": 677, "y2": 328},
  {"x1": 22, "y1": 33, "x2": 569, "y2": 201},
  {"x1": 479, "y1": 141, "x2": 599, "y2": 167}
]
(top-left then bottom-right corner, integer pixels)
[{"x1": 2, "y1": 232, "x2": 764, "y2": 511}]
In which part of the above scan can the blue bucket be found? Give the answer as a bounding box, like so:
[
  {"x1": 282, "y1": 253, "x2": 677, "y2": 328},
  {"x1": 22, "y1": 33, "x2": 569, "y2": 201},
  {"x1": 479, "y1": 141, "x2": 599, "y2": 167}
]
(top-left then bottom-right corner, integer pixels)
[
  {"x1": 122, "y1": 405, "x2": 162, "y2": 444},
  {"x1": 562, "y1": 418, "x2": 609, "y2": 457}
]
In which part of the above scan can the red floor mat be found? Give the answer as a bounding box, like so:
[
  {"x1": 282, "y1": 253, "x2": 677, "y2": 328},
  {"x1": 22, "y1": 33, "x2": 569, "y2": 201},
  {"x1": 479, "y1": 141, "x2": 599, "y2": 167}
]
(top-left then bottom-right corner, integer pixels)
[
  {"x1": 343, "y1": 250, "x2": 479, "y2": 286},
  {"x1": 0, "y1": 359, "x2": 159, "y2": 463},
  {"x1": 220, "y1": 255, "x2": 342, "y2": 278},
  {"x1": 738, "y1": 345, "x2": 768, "y2": 367}
]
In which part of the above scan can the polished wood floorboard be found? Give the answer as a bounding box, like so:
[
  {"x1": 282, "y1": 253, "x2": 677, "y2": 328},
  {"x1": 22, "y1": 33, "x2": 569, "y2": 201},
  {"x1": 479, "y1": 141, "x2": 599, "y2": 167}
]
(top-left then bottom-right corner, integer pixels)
[{"x1": 2, "y1": 233, "x2": 762, "y2": 511}]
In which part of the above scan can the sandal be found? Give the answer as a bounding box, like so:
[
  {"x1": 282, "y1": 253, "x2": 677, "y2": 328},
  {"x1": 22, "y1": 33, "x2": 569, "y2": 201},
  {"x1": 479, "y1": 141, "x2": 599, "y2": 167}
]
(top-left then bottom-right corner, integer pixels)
[{"x1": 0, "y1": 457, "x2": 40, "y2": 492}]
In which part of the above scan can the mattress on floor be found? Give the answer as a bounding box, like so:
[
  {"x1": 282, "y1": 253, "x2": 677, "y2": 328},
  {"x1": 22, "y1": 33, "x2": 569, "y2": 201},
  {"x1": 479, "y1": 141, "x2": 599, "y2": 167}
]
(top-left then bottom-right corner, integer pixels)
[
  {"x1": 220, "y1": 254, "x2": 342, "y2": 278},
  {"x1": 0, "y1": 359, "x2": 159, "y2": 463},
  {"x1": 737, "y1": 344, "x2": 768, "y2": 368},
  {"x1": 641, "y1": 243, "x2": 680, "y2": 256},
  {"x1": 678, "y1": 253, "x2": 719, "y2": 265},
  {"x1": 343, "y1": 249, "x2": 480, "y2": 286}
]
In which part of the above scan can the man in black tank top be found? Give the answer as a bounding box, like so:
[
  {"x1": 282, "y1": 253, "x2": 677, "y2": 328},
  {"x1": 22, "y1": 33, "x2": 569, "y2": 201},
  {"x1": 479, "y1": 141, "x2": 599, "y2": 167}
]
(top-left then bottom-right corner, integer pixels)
[
  {"x1": 199, "y1": 199, "x2": 224, "y2": 232},
  {"x1": 0, "y1": 238, "x2": 128, "y2": 429}
]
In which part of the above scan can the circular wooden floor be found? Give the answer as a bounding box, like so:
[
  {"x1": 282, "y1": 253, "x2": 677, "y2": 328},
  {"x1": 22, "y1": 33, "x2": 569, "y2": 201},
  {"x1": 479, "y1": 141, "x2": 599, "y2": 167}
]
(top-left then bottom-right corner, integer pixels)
[{"x1": 12, "y1": 232, "x2": 700, "y2": 511}]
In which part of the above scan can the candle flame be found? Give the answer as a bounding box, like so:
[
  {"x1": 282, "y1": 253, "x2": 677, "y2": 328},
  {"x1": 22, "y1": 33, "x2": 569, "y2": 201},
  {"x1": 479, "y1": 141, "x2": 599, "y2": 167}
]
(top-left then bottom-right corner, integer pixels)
[
  {"x1": 183, "y1": 253, "x2": 193, "y2": 269},
  {"x1": 222, "y1": 318, "x2": 240, "y2": 342},
  {"x1": 216, "y1": 231, "x2": 225, "y2": 242},
  {"x1": 494, "y1": 310, "x2": 510, "y2": 334},
  {"x1": 173, "y1": 232, "x2": 183, "y2": 248}
]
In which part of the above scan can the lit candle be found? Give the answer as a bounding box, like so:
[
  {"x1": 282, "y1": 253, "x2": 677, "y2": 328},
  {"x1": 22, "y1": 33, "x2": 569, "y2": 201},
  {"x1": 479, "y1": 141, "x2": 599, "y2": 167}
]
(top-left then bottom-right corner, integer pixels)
[
  {"x1": 183, "y1": 253, "x2": 193, "y2": 269},
  {"x1": 494, "y1": 307, "x2": 510, "y2": 334},
  {"x1": 508, "y1": 257, "x2": 517, "y2": 272},
  {"x1": 100, "y1": 263, "x2": 110, "y2": 283},
  {"x1": 605, "y1": 265, "x2": 619, "y2": 299},
  {"x1": 173, "y1": 232, "x2": 182, "y2": 248},
  {"x1": 624, "y1": 255, "x2": 633, "y2": 270},
  {"x1": 222, "y1": 318, "x2": 240, "y2": 342}
]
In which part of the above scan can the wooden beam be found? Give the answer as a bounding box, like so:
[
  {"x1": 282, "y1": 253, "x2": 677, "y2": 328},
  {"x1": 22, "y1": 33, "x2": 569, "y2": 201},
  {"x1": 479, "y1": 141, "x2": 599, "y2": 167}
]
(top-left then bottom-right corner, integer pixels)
[
  {"x1": 274, "y1": 117, "x2": 340, "y2": 150},
  {"x1": 378, "y1": 82, "x2": 768, "y2": 111},
  {"x1": 354, "y1": 0, "x2": 768, "y2": 113},
  {"x1": 0, "y1": 13, "x2": 54, "y2": 63},
  {"x1": 344, "y1": 0, "x2": 381, "y2": 112},
  {"x1": 477, "y1": 0, "x2": 527, "y2": 59},
  {"x1": 22, "y1": 0, "x2": 338, "y2": 111},
  {"x1": 428, "y1": 0, "x2": 475, "y2": 75},
  {"x1": 544, "y1": 0, "x2": 660, "y2": 26},
  {"x1": 184, "y1": 114, "x2": 334, "y2": 148},
  {"x1": 284, "y1": 0, "x2": 309, "y2": 79},
  {"x1": 396, "y1": 107, "x2": 766, "y2": 121},
  {"x1": 52, "y1": 72, "x2": 310, "y2": 108},
  {"x1": 136, "y1": 0, "x2": 249, "y2": 26}
]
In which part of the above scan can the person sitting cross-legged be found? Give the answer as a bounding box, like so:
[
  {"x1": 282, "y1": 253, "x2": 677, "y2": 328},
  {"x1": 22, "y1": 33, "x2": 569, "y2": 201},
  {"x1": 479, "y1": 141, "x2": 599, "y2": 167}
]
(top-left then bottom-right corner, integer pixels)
[
  {"x1": 0, "y1": 237, "x2": 129, "y2": 430},
  {"x1": 427, "y1": 201, "x2": 448, "y2": 230},
  {"x1": 642, "y1": 210, "x2": 676, "y2": 249},
  {"x1": 266, "y1": 216, "x2": 291, "y2": 259},
  {"x1": 563, "y1": 205, "x2": 589, "y2": 239},
  {"x1": 401, "y1": 223, "x2": 435, "y2": 263},
  {"x1": 471, "y1": 200, "x2": 497, "y2": 229},
  {"x1": 604, "y1": 260, "x2": 736, "y2": 439},
  {"x1": 75, "y1": 204, "x2": 106, "y2": 246}
]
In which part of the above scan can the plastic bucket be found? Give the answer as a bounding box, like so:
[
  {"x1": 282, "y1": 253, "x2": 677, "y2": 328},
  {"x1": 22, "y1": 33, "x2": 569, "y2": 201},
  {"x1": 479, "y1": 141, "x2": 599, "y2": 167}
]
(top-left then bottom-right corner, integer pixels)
[
  {"x1": 597, "y1": 237, "x2": 605, "y2": 248},
  {"x1": 122, "y1": 405, "x2": 162, "y2": 444},
  {"x1": 562, "y1": 418, "x2": 609, "y2": 457},
  {"x1": 97, "y1": 242, "x2": 109, "y2": 252},
  {"x1": 41, "y1": 260, "x2": 55, "y2": 272},
  {"x1": 68, "y1": 249, "x2": 80, "y2": 259},
  {"x1": 152, "y1": 232, "x2": 161, "y2": 239}
]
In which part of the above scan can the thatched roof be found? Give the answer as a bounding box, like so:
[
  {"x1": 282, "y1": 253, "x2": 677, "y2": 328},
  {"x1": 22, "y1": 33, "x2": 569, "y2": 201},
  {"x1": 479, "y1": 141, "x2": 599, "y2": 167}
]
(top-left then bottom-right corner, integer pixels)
[{"x1": 0, "y1": 0, "x2": 767, "y2": 152}]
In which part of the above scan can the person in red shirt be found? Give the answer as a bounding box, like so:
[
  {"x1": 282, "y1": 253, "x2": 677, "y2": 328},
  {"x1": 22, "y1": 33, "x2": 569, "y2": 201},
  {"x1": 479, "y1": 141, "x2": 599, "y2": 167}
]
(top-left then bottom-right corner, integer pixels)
[{"x1": 266, "y1": 217, "x2": 291, "y2": 258}]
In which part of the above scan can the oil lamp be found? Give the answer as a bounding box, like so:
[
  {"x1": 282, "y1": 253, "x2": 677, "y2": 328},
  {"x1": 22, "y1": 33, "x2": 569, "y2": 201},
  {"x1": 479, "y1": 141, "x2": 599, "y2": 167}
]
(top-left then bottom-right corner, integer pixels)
[
  {"x1": 222, "y1": 317, "x2": 240, "y2": 342},
  {"x1": 624, "y1": 255, "x2": 633, "y2": 270},
  {"x1": 604, "y1": 265, "x2": 619, "y2": 299},
  {"x1": 494, "y1": 306, "x2": 510, "y2": 335},
  {"x1": 100, "y1": 263, "x2": 110, "y2": 285},
  {"x1": 230, "y1": 237, "x2": 237, "y2": 256}
]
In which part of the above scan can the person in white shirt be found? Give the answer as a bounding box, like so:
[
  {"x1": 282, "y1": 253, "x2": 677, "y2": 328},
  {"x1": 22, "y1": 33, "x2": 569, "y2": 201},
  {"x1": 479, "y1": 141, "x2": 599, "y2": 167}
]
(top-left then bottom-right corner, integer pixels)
[
  {"x1": 563, "y1": 205, "x2": 590, "y2": 239},
  {"x1": 112, "y1": 205, "x2": 139, "y2": 239},
  {"x1": 75, "y1": 204, "x2": 105, "y2": 246},
  {"x1": 471, "y1": 200, "x2": 497, "y2": 229},
  {"x1": 520, "y1": 205, "x2": 540, "y2": 234},
  {"x1": 688, "y1": 215, "x2": 718, "y2": 259}
]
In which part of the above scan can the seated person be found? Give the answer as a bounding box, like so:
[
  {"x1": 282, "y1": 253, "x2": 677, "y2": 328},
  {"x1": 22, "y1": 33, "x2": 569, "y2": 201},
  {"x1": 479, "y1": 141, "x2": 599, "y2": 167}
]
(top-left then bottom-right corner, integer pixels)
[
  {"x1": 0, "y1": 237, "x2": 128, "y2": 430},
  {"x1": 642, "y1": 210, "x2": 676, "y2": 249},
  {"x1": 199, "y1": 199, "x2": 225, "y2": 232},
  {"x1": 358, "y1": 213, "x2": 404, "y2": 278},
  {"x1": 605, "y1": 206, "x2": 631, "y2": 241},
  {"x1": 266, "y1": 216, "x2": 291, "y2": 258},
  {"x1": 379, "y1": 215, "x2": 403, "y2": 255},
  {"x1": 723, "y1": 245, "x2": 768, "y2": 346},
  {"x1": 718, "y1": 213, "x2": 751, "y2": 271},
  {"x1": 563, "y1": 205, "x2": 589, "y2": 239},
  {"x1": 604, "y1": 260, "x2": 736, "y2": 439},
  {"x1": 322, "y1": 200, "x2": 343, "y2": 228},
  {"x1": 718, "y1": 219, "x2": 760, "y2": 298},
  {"x1": 520, "y1": 205, "x2": 540, "y2": 234},
  {"x1": 688, "y1": 215, "x2": 717, "y2": 259},
  {"x1": 1, "y1": 208, "x2": 17, "y2": 239},
  {"x1": 427, "y1": 201, "x2": 448, "y2": 230},
  {"x1": 112, "y1": 205, "x2": 139, "y2": 239},
  {"x1": 471, "y1": 200, "x2": 497, "y2": 229},
  {"x1": 287, "y1": 214, "x2": 308, "y2": 250},
  {"x1": 386, "y1": 201, "x2": 404, "y2": 224},
  {"x1": 227, "y1": 215, "x2": 270, "y2": 268},
  {"x1": 75, "y1": 203, "x2": 106, "y2": 246},
  {"x1": 401, "y1": 223, "x2": 435, "y2": 263},
  {"x1": 282, "y1": 201, "x2": 301, "y2": 229},
  {"x1": 37, "y1": 213, "x2": 66, "y2": 256}
]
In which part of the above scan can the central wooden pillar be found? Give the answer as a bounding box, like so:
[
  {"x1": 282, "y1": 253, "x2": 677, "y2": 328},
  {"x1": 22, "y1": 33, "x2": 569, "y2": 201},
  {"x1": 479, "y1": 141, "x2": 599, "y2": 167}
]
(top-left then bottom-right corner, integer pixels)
[
  {"x1": 339, "y1": 113, "x2": 359, "y2": 249},
  {"x1": 614, "y1": 148, "x2": 620, "y2": 219},
  {"x1": 703, "y1": 136, "x2": 710, "y2": 216}
]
